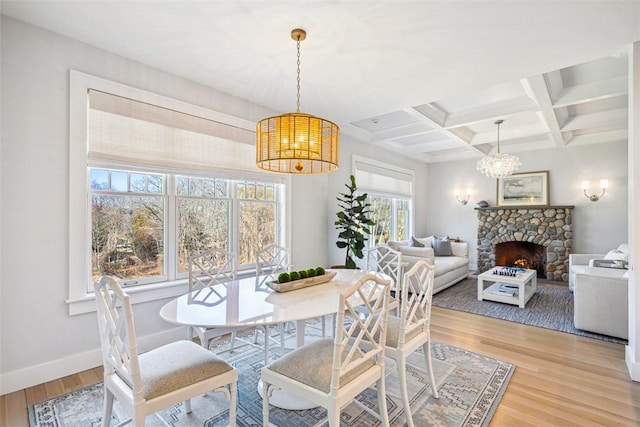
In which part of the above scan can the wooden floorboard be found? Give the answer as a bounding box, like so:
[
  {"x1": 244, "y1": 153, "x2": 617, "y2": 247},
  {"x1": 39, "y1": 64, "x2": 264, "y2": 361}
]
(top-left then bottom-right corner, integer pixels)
[{"x1": 2, "y1": 306, "x2": 639, "y2": 426}]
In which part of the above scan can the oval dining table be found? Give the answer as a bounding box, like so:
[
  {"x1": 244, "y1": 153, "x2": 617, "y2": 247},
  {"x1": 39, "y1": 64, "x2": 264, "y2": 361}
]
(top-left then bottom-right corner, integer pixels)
[{"x1": 159, "y1": 268, "x2": 387, "y2": 410}]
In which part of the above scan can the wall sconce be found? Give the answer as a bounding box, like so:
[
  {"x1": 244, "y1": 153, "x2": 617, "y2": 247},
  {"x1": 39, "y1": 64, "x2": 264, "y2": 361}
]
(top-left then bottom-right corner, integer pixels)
[
  {"x1": 582, "y1": 179, "x2": 608, "y2": 202},
  {"x1": 455, "y1": 188, "x2": 472, "y2": 205}
]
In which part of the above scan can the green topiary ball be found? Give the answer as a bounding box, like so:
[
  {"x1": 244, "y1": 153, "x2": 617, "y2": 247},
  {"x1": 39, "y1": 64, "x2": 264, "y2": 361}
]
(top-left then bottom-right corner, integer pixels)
[
  {"x1": 277, "y1": 272, "x2": 291, "y2": 283},
  {"x1": 290, "y1": 271, "x2": 301, "y2": 281},
  {"x1": 307, "y1": 268, "x2": 317, "y2": 277},
  {"x1": 299, "y1": 270, "x2": 308, "y2": 279},
  {"x1": 315, "y1": 266, "x2": 325, "y2": 276}
]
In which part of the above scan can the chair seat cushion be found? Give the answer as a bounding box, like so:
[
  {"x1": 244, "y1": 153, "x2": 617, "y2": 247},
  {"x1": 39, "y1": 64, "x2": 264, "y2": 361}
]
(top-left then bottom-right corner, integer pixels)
[
  {"x1": 265, "y1": 338, "x2": 375, "y2": 393},
  {"x1": 385, "y1": 315, "x2": 423, "y2": 347},
  {"x1": 139, "y1": 340, "x2": 233, "y2": 400}
]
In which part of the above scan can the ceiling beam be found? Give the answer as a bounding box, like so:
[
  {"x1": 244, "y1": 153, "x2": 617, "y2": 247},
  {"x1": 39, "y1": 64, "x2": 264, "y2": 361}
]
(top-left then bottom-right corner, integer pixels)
[{"x1": 520, "y1": 75, "x2": 567, "y2": 147}]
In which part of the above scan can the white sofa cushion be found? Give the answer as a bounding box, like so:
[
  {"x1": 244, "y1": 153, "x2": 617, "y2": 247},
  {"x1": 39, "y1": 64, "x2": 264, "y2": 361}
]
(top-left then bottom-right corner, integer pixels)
[
  {"x1": 450, "y1": 242, "x2": 468, "y2": 257},
  {"x1": 584, "y1": 266, "x2": 627, "y2": 278},
  {"x1": 396, "y1": 246, "x2": 435, "y2": 258},
  {"x1": 434, "y1": 256, "x2": 468, "y2": 276}
]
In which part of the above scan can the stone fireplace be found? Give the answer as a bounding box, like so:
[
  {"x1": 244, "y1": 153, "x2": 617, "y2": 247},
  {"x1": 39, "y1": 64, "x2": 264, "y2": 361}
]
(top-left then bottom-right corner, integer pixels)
[{"x1": 476, "y1": 206, "x2": 574, "y2": 282}]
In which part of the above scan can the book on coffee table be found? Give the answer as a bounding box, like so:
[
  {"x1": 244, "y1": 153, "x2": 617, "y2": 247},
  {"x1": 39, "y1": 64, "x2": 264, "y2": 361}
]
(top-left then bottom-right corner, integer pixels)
[{"x1": 490, "y1": 282, "x2": 518, "y2": 297}]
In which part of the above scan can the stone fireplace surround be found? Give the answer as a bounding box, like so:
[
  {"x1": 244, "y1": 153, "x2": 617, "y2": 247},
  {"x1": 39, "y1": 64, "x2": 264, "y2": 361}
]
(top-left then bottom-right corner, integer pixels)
[{"x1": 476, "y1": 206, "x2": 574, "y2": 282}]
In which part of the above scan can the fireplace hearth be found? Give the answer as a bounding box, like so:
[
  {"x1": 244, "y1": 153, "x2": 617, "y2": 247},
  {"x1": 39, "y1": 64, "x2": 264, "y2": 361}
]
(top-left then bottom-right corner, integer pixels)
[{"x1": 476, "y1": 206, "x2": 574, "y2": 282}]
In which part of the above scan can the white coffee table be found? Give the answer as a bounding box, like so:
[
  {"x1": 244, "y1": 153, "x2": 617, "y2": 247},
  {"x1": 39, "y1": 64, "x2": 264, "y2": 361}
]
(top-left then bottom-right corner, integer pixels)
[{"x1": 477, "y1": 267, "x2": 537, "y2": 308}]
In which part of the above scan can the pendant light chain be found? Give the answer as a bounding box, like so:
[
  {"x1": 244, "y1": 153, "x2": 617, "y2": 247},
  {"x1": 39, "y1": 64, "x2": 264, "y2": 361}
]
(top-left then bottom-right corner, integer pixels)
[
  {"x1": 495, "y1": 119, "x2": 503, "y2": 154},
  {"x1": 296, "y1": 37, "x2": 301, "y2": 113}
]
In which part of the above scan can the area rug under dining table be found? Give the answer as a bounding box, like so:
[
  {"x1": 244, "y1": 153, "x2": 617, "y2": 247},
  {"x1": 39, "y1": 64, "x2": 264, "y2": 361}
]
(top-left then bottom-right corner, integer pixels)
[{"x1": 29, "y1": 330, "x2": 514, "y2": 427}]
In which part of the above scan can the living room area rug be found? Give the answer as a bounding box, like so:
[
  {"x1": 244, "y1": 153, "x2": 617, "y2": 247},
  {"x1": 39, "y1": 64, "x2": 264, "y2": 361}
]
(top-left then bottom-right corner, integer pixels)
[
  {"x1": 433, "y1": 276, "x2": 627, "y2": 344},
  {"x1": 28, "y1": 333, "x2": 514, "y2": 427}
]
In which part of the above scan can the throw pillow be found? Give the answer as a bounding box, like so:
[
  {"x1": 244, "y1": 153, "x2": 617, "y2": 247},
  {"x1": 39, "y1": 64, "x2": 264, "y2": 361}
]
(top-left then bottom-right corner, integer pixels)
[
  {"x1": 416, "y1": 236, "x2": 434, "y2": 247},
  {"x1": 432, "y1": 237, "x2": 453, "y2": 256},
  {"x1": 410, "y1": 236, "x2": 424, "y2": 247},
  {"x1": 604, "y1": 249, "x2": 628, "y2": 262}
]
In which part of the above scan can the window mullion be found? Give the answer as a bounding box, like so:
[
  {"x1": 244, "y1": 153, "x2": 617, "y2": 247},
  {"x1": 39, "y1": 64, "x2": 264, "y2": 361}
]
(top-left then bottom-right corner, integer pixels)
[{"x1": 167, "y1": 175, "x2": 177, "y2": 280}]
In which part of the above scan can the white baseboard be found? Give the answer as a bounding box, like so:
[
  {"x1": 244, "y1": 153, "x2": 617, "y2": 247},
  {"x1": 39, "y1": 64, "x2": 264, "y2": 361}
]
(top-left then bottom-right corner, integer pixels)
[
  {"x1": 0, "y1": 327, "x2": 185, "y2": 396},
  {"x1": 625, "y1": 345, "x2": 640, "y2": 382}
]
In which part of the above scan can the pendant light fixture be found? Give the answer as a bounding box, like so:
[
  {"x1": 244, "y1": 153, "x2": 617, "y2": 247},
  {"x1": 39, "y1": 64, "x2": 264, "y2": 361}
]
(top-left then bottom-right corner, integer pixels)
[
  {"x1": 476, "y1": 119, "x2": 521, "y2": 178},
  {"x1": 256, "y1": 28, "x2": 339, "y2": 174}
]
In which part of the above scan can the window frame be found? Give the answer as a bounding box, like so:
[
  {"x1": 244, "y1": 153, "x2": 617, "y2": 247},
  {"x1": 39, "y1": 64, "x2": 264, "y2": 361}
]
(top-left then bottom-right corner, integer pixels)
[
  {"x1": 351, "y1": 155, "x2": 415, "y2": 246},
  {"x1": 69, "y1": 71, "x2": 291, "y2": 315}
]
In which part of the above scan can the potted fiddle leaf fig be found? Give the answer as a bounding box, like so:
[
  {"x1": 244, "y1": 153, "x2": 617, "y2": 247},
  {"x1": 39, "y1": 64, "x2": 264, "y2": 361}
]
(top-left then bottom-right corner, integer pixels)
[{"x1": 334, "y1": 175, "x2": 376, "y2": 269}]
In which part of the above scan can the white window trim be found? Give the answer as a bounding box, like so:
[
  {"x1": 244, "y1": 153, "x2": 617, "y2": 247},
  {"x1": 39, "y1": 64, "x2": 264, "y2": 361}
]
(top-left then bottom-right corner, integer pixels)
[{"x1": 68, "y1": 70, "x2": 291, "y2": 315}]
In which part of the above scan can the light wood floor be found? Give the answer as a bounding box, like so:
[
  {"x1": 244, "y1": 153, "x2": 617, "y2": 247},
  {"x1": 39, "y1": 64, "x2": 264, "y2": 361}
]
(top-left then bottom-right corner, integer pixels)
[{"x1": 2, "y1": 307, "x2": 640, "y2": 426}]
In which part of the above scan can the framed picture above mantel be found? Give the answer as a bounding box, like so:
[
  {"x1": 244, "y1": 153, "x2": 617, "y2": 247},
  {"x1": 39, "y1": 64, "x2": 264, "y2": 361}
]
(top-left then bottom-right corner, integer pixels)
[{"x1": 497, "y1": 171, "x2": 549, "y2": 207}]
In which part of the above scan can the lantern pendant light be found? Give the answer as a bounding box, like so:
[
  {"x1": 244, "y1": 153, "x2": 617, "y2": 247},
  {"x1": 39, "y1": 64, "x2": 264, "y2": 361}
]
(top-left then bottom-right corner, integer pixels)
[{"x1": 256, "y1": 28, "x2": 339, "y2": 174}]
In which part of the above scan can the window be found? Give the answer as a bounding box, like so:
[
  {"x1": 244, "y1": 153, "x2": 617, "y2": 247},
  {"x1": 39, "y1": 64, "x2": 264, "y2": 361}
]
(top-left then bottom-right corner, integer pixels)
[
  {"x1": 369, "y1": 195, "x2": 410, "y2": 244},
  {"x1": 176, "y1": 176, "x2": 230, "y2": 273},
  {"x1": 89, "y1": 168, "x2": 282, "y2": 289},
  {"x1": 352, "y1": 155, "x2": 414, "y2": 245},
  {"x1": 90, "y1": 169, "x2": 165, "y2": 285},
  {"x1": 69, "y1": 71, "x2": 291, "y2": 314}
]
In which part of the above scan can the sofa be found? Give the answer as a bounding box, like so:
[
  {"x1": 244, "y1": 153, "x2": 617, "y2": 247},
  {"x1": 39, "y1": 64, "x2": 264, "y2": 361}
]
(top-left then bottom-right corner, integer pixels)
[
  {"x1": 382, "y1": 236, "x2": 469, "y2": 294},
  {"x1": 568, "y1": 243, "x2": 629, "y2": 291}
]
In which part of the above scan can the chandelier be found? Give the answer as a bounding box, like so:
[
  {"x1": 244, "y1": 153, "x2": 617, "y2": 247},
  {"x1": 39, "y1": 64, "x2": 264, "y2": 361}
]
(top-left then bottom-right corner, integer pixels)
[
  {"x1": 256, "y1": 29, "x2": 339, "y2": 174},
  {"x1": 476, "y1": 119, "x2": 521, "y2": 178}
]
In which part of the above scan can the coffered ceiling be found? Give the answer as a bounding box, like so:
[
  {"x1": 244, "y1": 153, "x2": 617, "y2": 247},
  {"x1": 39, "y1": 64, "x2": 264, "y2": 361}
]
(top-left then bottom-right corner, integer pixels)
[{"x1": 2, "y1": 1, "x2": 639, "y2": 164}]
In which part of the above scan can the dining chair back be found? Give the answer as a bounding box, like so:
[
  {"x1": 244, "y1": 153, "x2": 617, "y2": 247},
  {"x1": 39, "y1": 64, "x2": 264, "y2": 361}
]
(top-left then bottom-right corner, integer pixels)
[
  {"x1": 365, "y1": 245, "x2": 403, "y2": 294},
  {"x1": 188, "y1": 248, "x2": 239, "y2": 350},
  {"x1": 94, "y1": 276, "x2": 238, "y2": 426},
  {"x1": 261, "y1": 273, "x2": 392, "y2": 426},
  {"x1": 254, "y1": 244, "x2": 295, "y2": 363},
  {"x1": 386, "y1": 259, "x2": 439, "y2": 427},
  {"x1": 255, "y1": 244, "x2": 290, "y2": 277},
  {"x1": 189, "y1": 248, "x2": 237, "y2": 291}
]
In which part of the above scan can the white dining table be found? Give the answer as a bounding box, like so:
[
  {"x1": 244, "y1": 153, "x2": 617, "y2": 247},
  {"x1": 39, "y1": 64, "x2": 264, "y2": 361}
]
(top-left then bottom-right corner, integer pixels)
[{"x1": 159, "y1": 268, "x2": 386, "y2": 410}]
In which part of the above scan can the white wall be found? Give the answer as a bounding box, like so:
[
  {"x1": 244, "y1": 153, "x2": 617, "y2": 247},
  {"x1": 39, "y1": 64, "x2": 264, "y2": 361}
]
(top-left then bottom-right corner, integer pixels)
[{"x1": 426, "y1": 142, "x2": 629, "y2": 272}]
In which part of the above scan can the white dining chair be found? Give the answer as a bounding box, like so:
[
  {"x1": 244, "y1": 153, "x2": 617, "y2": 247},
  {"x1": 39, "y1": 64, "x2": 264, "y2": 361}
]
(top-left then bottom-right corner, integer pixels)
[
  {"x1": 385, "y1": 259, "x2": 439, "y2": 427},
  {"x1": 254, "y1": 244, "x2": 296, "y2": 362},
  {"x1": 188, "y1": 248, "x2": 240, "y2": 351},
  {"x1": 365, "y1": 244, "x2": 404, "y2": 298},
  {"x1": 261, "y1": 273, "x2": 392, "y2": 427},
  {"x1": 94, "y1": 276, "x2": 238, "y2": 427}
]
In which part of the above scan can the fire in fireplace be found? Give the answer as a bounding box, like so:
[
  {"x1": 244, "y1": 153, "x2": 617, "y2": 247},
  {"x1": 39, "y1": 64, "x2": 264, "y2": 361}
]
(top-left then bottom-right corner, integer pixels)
[{"x1": 495, "y1": 241, "x2": 546, "y2": 278}]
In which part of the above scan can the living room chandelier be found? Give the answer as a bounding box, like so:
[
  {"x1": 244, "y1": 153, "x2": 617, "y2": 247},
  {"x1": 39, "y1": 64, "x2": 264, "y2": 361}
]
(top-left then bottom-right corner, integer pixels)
[
  {"x1": 256, "y1": 28, "x2": 339, "y2": 174},
  {"x1": 476, "y1": 119, "x2": 521, "y2": 178}
]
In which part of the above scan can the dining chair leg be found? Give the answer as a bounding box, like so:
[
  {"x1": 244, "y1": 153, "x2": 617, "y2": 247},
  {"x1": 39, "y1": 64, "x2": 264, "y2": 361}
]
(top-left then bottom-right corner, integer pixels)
[
  {"x1": 262, "y1": 381, "x2": 271, "y2": 427},
  {"x1": 376, "y1": 375, "x2": 390, "y2": 427},
  {"x1": 264, "y1": 327, "x2": 270, "y2": 365},
  {"x1": 327, "y1": 406, "x2": 341, "y2": 426},
  {"x1": 229, "y1": 382, "x2": 238, "y2": 427},
  {"x1": 184, "y1": 398, "x2": 192, "y2": 413},
  {"x1": 279, "y1": 323, "x2": 285, "y2": 352},
  {"x1": 397, "y1": 356, "x2": 414, "y2": 427},
  {"x1": 101, "y1": 389, "x2": 114, "y2": 427},
  {"x1": 423, "y1": 341, "x2": 439, "y2": 398}
]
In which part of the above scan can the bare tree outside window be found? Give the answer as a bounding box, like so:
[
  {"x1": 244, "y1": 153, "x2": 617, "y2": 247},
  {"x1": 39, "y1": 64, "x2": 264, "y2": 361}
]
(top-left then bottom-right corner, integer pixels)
[
  {"x1": 368, "y1": 195, "x2": 411, "y2": 245},
  {"x1": 90, "y1": 169, "x2": 282, "y2": 286}
]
